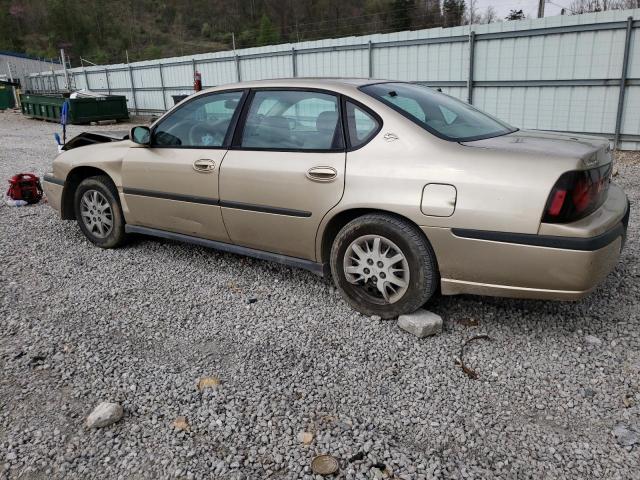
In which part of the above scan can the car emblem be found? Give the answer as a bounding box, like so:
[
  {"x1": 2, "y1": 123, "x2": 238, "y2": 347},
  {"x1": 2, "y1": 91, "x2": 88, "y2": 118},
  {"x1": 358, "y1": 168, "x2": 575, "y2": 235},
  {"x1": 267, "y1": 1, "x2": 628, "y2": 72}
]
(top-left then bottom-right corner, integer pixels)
[
  {"x1": 583, "y1": 154, "x2": 598, "y2": 167},
  {"x1": 383, "y1": 132, "x2": 399, "y2": 142}
]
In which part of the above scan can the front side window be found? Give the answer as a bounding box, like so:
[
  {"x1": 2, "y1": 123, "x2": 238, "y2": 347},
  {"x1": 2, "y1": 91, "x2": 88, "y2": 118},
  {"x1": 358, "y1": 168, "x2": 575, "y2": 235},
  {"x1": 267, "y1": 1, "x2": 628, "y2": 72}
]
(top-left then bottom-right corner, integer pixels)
[
  {"x1": 241, "y1": 90, "x2": 343, "y2": 151},
  {"x1": 153, "y1": 91, "x2": 244, "y2": 147},
  {"x1": 361, "y1": 82, "x2": 516, "y2": 142}
]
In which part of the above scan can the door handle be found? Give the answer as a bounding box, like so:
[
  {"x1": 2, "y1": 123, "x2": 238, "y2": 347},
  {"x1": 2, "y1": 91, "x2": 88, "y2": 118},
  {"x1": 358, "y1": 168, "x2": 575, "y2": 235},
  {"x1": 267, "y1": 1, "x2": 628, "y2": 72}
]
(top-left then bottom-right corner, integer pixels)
[
  {"x1": 193, "y1": 159, "x2": 216, "y2": 173},
  {"x1": 306, "y1": 166, "x2": 337, "y2": 182}
]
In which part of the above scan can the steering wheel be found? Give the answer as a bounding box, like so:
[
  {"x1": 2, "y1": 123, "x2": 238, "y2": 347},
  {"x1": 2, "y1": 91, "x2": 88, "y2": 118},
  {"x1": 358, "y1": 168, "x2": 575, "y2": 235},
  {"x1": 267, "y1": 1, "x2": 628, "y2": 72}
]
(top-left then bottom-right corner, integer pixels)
[{"x1": 188, "y1": 122, "x2": 225, "y2": 147}]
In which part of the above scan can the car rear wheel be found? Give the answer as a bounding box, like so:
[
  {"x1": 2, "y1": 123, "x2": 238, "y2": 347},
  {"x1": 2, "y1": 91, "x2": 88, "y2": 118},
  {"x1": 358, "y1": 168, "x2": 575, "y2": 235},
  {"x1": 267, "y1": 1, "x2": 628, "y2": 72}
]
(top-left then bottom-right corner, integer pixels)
[
  {"x1": 330, "y1": 213, "x2": 438, "y2": 319},
  {"x1": 74, "y1": 175, "x2": 125, "y2": 248}
]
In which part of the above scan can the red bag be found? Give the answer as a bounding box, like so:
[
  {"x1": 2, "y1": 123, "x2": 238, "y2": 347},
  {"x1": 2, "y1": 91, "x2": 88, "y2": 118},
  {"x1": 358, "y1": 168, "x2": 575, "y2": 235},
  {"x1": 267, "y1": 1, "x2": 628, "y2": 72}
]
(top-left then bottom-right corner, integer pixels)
[{"x1": 7, "y1": 173, "x2": 43, "y2": 204}]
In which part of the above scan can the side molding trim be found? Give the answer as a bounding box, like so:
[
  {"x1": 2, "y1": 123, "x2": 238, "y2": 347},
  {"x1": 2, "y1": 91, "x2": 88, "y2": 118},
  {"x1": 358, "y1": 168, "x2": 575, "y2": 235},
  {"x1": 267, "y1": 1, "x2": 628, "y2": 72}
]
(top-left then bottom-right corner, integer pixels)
[
  {"x1": 219, "y1": 200, "x2": 312, "y2": 218},
  {"x1": 123, "y1": 187, "x2": 219, "y2": 205},
  {"x1": 122, "y1": 187, "x2": 312, "y2": 217},
  {"x1": 125, "y1": 225, "x2": 326, "y2": 276},
  {"x1": 452, "y1": 221, "x2": 626, "y2": 252}
]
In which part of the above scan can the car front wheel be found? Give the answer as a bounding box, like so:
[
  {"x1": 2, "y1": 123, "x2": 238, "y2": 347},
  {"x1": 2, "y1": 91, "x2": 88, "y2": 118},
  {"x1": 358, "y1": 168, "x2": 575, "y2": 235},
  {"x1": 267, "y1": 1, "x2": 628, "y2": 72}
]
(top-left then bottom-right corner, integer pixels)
[
  {"x1": 74, "y1": 175, "x2": 126, "y2": 248},
  {"x1": 330, "y1": 213, "x2": 439, "y2": 319}
]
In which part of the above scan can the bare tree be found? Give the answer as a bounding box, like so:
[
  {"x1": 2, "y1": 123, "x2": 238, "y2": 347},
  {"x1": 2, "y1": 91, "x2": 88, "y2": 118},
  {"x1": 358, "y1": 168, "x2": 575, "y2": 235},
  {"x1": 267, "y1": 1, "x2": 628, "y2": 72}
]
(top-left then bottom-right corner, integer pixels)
[
  {"x1": 464, "y1": 0, "x2": 478, "y2": 24},
  {"x1": 479, "y1": 6, "x2": 498, "y2": 24},
  {"x1": 569, "y1": 0, "x2": 639, "y2": 13}
]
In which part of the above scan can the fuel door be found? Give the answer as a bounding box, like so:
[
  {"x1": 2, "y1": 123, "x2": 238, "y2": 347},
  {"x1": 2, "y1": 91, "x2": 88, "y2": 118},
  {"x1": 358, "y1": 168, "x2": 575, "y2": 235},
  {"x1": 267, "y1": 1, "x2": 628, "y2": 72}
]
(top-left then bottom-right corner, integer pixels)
[{"x1": 421, "y1": 183, "x2": 457, "y2": 217}]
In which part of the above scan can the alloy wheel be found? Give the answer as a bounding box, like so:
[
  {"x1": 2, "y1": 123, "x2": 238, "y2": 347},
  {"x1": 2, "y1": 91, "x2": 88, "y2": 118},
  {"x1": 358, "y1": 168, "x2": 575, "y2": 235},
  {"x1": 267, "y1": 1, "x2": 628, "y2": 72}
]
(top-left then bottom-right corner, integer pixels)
[
  {"x1": 343, "y1": 234, "x2": 410, "y2": 304},
  {"x1": 80, "y1": 189, "x2": 114, "y2": 238}
]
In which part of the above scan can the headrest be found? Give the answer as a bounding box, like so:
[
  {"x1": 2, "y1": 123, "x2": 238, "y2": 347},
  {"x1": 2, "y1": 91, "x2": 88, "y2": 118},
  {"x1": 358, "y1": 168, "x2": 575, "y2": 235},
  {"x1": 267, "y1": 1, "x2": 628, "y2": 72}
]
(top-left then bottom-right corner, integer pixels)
[
  {"x1": 258, "y1": 116, "x2": 291, "y2": 143},
  {"x1": 316, "y1": 111, "x2": 338, "y2": 134}
]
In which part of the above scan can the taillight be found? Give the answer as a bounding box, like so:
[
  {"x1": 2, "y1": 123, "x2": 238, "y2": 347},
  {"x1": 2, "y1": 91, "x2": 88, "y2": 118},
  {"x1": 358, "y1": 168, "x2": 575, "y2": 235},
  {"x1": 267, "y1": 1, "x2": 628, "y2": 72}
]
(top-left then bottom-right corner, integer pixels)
[{"x1": 542, "y1": 164, "x2": 611, "y2": 223}]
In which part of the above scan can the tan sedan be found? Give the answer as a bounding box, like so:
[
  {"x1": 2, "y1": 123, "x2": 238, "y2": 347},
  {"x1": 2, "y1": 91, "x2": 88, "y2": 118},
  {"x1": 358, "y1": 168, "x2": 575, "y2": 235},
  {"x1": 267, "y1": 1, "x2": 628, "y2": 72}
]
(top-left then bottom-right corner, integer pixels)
[{"x1": 43, "y1": 79, "x2": 630, "y2": 318}]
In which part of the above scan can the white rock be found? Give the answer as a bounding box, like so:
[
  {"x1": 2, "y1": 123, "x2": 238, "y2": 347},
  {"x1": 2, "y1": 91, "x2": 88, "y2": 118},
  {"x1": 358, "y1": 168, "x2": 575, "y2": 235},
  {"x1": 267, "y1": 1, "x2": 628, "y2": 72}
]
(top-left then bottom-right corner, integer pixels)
[
  {"x1": 585, "y1": 335, "x2": 603, "y2": 346},
  {"x1": 398, "y1": 310, "x2": 442, "y2": 338},
  {"x1": 612, "y1": 425, "x2": 639, "y2": 446},
  {"x1": 86, "y1": 402, "x2": 123, "y2": 428}
]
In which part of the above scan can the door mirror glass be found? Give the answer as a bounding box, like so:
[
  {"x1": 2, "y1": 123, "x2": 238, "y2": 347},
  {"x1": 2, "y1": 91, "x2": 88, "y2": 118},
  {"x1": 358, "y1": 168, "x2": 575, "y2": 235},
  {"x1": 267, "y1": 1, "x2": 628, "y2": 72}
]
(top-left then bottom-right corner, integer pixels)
[{"x1": 130, "y1": 126, "x2": 151, "y2": 145}]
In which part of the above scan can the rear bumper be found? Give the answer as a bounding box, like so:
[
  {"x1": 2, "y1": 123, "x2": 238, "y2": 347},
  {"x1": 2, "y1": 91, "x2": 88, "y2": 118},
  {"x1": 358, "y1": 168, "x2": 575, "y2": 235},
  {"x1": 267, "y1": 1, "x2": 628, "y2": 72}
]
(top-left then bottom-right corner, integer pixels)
[
  {"x1": 424, "y1": 190, "x2": 629, "y2": 301},
  {"x1": 42, "y1": 174, "x2": 64, "y2": 215}
]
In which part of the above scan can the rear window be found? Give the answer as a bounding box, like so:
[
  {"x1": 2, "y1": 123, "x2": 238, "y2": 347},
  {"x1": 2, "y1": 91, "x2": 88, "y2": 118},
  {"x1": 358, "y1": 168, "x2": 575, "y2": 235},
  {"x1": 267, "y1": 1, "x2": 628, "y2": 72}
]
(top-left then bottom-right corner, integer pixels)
[{"x1": 361, "y1": 82, "x2": 516, "y2": 142}]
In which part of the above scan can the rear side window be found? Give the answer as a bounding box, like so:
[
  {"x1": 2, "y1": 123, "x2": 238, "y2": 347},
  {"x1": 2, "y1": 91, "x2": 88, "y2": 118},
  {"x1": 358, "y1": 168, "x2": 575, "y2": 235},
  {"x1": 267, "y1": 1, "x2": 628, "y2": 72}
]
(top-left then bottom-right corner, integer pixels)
[
  {"x1": 361, "y1": 82, "x2": 516, "y2": 142},
  {"x1": 345, "y1": 101, "x2": 380, "y2": 149},
  {"x1": 240, "y1": 90, "x2": 343, "y2": 151},
  {"x1": 153, "y1": 91, "x2": 243, "y2": 147}
]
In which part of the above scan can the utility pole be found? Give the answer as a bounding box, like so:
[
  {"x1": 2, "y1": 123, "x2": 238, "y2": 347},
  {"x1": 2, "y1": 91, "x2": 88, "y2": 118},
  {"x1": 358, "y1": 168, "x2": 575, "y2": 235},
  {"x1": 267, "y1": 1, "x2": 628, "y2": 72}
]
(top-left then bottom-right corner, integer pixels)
[
  {"x1": 537, "y1": 0, "x2": 545, "y2": 18},
  {"x1": 60, "y1": 49, "x2": 70, "y2": 91}
]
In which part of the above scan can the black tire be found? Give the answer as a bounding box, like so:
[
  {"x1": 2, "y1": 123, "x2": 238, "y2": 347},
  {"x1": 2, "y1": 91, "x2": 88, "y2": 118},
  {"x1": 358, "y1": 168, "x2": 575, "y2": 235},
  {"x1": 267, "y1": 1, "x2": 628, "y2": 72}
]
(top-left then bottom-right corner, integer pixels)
[
  {"x1": 330, "y1": 213, "x2": 438, "y2": 319},
  {"x1": 74, "y1": 175, "x2": 126, "y2": 248}
]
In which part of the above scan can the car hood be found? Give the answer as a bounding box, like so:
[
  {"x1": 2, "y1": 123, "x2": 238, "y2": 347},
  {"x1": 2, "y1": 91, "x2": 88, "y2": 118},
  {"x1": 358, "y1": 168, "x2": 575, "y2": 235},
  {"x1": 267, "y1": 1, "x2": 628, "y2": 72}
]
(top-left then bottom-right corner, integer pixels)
[{"x1": 460, "y1": 129, "x2": 611, "y2": 167}]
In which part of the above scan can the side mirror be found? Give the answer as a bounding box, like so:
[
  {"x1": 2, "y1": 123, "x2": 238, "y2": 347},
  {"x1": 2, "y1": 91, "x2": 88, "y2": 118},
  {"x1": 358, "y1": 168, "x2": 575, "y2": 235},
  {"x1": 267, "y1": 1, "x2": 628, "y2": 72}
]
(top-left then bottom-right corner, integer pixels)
[{"x1": 130, "y1": 126, "x2": 151, "y2": 145}]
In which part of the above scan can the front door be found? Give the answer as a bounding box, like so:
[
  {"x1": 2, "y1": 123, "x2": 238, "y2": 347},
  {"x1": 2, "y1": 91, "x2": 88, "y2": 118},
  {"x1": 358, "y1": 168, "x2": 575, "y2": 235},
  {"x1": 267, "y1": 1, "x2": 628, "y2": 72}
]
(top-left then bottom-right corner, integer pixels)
[
  {"x1": 219, "y1": 89, "x2": 346, "y2": 260},
  {"x1": 122, "y1": 90, "x2": 245, "y2": 242}
]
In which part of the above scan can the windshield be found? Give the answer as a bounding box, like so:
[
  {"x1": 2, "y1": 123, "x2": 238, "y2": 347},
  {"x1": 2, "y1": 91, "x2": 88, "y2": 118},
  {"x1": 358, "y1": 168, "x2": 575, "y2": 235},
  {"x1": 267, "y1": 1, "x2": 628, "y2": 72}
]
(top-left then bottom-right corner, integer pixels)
[{"x1": 361, "y1": 82, "x2": 516, "y2": 142}]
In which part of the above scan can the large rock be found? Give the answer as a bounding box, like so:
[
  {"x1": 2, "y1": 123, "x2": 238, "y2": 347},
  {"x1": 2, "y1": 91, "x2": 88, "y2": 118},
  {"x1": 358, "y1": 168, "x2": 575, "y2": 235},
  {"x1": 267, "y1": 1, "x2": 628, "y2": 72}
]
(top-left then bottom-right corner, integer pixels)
[
  {"x1": 612, "y1": 424, "x2": 639, "y2": 446},
  {"x1": 86, "y1": 402, "x2": 123, "y2": 428},
  {"x1": 398, "y1": 310, "x2": 442, "y2": 338}
]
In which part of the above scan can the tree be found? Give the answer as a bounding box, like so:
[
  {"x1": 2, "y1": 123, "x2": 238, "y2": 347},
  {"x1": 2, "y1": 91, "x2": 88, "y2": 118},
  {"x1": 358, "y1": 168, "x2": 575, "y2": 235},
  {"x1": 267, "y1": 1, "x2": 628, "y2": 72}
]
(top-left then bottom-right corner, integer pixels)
[
  {"x1": 479, "y1": 5, "x2": 498, "y2": 24},
  {"x1": 569, "y1": 0, "x2": 640, "y2": 13},
  {"x1": 257, "y1": 13, "x2": 280, "y2": 45},
  {"x1": 463, "y1": 0, "x2": 478, "y2": 24},
  {"x1": 506, "y1": 9, "x2": 526, "y2": 20},
  {"x1": 443, "y1": 0, "x2": 465, "y2": 27},
  {"x1": 387, "y1": 0, "x2": 413, "y2": 31}
]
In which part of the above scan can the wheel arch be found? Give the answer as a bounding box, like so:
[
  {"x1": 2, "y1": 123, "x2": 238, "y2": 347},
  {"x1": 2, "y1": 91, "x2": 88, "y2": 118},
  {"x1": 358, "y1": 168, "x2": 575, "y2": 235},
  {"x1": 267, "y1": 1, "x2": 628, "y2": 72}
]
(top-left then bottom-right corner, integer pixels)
[
  {"x1": 318, "y1": 207, "x2": 438, "y2": 266},
  {"x1": 61, "y1": 166, "x2": 117, "y2": 220}
]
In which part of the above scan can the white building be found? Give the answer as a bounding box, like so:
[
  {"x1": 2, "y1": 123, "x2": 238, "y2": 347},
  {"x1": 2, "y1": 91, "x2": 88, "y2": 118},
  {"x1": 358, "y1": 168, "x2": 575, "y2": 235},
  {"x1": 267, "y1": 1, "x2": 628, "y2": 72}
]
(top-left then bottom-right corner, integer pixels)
[{"x1": 0, "y1": 51, "x2": 62, "y2": 89}]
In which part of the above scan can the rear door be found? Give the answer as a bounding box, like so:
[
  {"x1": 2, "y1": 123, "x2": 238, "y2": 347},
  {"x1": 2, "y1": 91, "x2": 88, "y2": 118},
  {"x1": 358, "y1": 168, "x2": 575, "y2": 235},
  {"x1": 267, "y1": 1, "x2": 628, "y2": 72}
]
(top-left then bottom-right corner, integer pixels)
[
  {"x1": 122, "y1": 90, "x2": 245, "y2": 242},
  {"x1": 219, "y1": 89, "x2": 346, "y2": 260}
]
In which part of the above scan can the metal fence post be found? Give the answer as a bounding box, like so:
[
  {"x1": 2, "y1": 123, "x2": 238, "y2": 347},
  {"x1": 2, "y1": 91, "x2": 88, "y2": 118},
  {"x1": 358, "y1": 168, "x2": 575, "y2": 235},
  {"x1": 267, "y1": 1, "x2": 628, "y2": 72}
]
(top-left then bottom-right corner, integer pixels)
[
  {"x1": 49, "y1": 61, "x2": 56, "y2": 92},
  {"x1": 467, "y1": 31, "x2": 476, "y2": 104},
  {"x1": 158, "y1": 64, "x2": 167, "y2": 111},
  {"x1": 291, "y1": 47, "x2": 297, "y2": 77},
  {"x1": 105, "y1": 69, "x2": 111, "y2": 95},
  {"x1": 235, "y1": 55, "x2": 241, "y2": 82},
  {"x1": 191, "y1": 58, "x2": 197, "y2": 81},
  {"x1": 614, "y1": 16, "x2": 633, "y2": 149},
  {"x1": 128, "y1": 64, "x2": 138, "y2": 115},
  {"x1": 368, "y1": 40, "x2": 374, "y2": 79}
]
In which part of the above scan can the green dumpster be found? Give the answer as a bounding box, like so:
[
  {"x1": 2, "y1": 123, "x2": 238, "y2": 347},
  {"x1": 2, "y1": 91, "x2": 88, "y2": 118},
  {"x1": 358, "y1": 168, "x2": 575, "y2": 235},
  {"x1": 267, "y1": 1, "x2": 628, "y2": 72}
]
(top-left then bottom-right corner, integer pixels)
[
  {"x1": 0, "y1": 84, "x2": 15, "y2": 110},
  {"x1": 20, "y1": 93, "x2": 129, "y2": 124}
]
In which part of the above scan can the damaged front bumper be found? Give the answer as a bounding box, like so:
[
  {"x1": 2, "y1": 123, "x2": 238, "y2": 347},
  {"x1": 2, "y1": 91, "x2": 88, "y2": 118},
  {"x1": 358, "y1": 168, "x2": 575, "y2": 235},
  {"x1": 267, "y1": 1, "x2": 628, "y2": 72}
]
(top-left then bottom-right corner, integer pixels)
[{"x1": 42, "y1": 174, "x2": 64, "y2": 215}]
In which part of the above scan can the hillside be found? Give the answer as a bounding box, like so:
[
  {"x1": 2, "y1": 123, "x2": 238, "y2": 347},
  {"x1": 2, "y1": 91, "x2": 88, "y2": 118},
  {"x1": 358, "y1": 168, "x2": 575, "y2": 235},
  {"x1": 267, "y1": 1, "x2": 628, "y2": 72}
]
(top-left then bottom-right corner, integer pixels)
[{"x1": 0, "y1": 0, "x2": 458, "y2": 66}]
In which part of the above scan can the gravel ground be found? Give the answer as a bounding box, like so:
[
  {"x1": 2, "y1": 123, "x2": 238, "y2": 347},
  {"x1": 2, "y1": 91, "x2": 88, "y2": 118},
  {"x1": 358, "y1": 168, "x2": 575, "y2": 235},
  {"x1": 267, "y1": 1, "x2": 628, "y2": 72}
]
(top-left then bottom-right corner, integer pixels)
[{"x1": 1, "y1": 109, "x2": 639, "y2": 480}]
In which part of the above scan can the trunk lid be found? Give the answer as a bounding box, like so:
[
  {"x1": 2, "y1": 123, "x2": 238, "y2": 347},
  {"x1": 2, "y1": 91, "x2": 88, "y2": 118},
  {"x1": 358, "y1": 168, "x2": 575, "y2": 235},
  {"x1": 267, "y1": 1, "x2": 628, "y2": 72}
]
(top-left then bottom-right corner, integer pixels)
[{"x1": 461, "y1": 129, "x2": 611, "y2": 169}]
